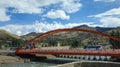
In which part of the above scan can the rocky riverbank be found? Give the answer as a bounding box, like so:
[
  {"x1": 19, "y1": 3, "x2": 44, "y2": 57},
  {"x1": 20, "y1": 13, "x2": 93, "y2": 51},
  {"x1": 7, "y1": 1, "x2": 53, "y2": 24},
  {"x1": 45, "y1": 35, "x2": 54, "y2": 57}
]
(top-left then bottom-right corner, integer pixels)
[
  {"x1": 57, "y1": 61, "x2": 120, "y2": 67},
  {"x1": 0, "y1": 55, "x2": 24, "y2": 65}
]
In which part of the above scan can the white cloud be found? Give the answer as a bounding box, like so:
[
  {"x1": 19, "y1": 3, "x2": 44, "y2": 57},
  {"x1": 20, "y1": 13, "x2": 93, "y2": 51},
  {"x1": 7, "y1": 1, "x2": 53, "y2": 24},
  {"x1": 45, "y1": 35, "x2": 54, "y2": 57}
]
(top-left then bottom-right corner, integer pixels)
[
  {"x1": 94, "y1": 0, "x2": 116, "y2": 2},
  {"x1": 44, "y1": 10, "x2": 70, "y2": 20},
  {"x1": 32, "y1": 21, "x2": 100, "y2": 33},
  {"x1": 61, "y1": 0, "x2": 82, "y2": 13},
  {"x1": 35, "y1": 0, "x2": 82, "y2": 13},
  {"x1": 0, "y1": 24, "x2": 32, "y2": 36},
  {"x1": 90, "y1": 7, "x2": 120, "y2": 18},
  {"x1": 0, "y1": 0, "x2": 43, "y2": 14},
  {"x1": 89, "y1": 7, "x2": 120, "y2": 27},
  {"x1": 100, "y1": 17, "x2": 120, "y2": 27},
  {"x1": 0, "y1": 0, "x2": 82, "y2": 21},
  {"x1": 0, "y1": 21, "x2": 98, "y2": 36},
  {"x1": 0, "y1": 8, "x2": 10, "y2": 21}
]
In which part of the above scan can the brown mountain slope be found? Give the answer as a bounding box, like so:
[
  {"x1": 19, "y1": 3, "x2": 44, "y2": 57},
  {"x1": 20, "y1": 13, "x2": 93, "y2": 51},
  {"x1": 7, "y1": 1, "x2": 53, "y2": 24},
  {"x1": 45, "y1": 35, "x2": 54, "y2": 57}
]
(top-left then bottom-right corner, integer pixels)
[
  {"x1": 21, "y1": 32, "x2": 42, "y2": 40},
  {"x1": 0, "y1": 30, "x2": 21, "y2": 41}
]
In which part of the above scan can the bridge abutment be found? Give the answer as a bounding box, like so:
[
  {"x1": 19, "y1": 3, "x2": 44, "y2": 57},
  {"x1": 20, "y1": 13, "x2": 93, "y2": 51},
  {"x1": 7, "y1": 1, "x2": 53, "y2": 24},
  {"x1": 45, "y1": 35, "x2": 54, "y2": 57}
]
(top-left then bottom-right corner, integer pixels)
[{"x1": 15, "y1": 54, "x2": 47, "y2": 62}]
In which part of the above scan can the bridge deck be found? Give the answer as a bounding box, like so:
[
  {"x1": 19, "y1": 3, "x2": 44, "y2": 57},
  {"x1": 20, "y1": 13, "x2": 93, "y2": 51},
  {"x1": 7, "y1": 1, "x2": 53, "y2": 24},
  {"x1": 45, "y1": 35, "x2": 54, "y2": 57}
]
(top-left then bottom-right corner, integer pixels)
[{"x1": 16, "y1": 49, "x2": 120, "y2": 57}]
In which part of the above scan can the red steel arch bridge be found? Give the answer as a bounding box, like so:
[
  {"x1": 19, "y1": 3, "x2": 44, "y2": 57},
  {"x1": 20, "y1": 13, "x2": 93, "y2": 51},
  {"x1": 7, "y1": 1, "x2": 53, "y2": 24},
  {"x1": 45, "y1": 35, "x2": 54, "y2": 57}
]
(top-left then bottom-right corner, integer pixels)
[{"x1": 15, "y1": 28, "x2": 120, "y2": 58}]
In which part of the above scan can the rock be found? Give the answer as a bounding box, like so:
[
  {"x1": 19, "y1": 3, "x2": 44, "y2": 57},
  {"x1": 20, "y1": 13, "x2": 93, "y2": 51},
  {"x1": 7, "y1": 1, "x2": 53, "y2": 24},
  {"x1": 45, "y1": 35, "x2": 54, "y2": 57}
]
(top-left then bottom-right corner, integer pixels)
[{"x1": 0, "y1": 55, "x2": 24, "y2": 65}]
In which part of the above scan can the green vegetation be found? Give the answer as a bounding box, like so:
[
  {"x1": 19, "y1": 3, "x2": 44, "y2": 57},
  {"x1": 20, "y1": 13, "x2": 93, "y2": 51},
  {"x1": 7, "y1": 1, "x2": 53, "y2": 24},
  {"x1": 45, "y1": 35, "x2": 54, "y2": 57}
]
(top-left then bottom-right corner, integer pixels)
[
  {"x1": 48, "y1": 39, "x2": 58, "y2": 46},
  {"x1": 68, "y1": 39, "x2": 84, "y2": 48},
  {"x1": 0, "y1": 39, "x2": 24, "y2": 48},
  {"x1": 41, "y1": 38, "x2": 84, "y2": 48},
  {"x1": 0, "y1": 42, "x2": 8, "y2": 48},
  {"x1": 0, "y1": 30, "x2": 23, "y2": 48},
  {"x1": 109, "y1": 30, "x2": 120, "y2": 49},
  {"x1": 70, "y1": 39, "x2": 79, "y2": 48},
  {"x1": 10, "y1": 39, "x2": 24, "y2": 47}
]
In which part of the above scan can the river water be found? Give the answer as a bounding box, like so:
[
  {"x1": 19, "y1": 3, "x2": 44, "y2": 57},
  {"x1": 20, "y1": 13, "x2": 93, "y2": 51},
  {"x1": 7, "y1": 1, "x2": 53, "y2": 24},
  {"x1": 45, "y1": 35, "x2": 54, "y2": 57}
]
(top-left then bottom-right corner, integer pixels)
[
  {"x1": 0, "y1": 62, "x2": 57, "y2": 67},
  {"x1": 0, "y1": 57, "x2": 110, "y2": 67},
  {"x1": 0, "y1": 58, "x2": 82, "y2": 67}
]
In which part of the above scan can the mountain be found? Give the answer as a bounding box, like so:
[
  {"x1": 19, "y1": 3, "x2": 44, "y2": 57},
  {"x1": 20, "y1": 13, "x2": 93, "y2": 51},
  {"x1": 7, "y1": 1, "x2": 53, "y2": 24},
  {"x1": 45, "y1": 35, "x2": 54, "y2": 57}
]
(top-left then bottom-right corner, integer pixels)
[
  {"x1": 0, "y1": 30, "x2": 21, "y2": 40},
  {"x1": 95, "y1": 27, "x2": 115, "y2": 32},
  {"x1": 107, "y1": 27, "x2": 120, "y2": 33},
  {"x1": 73, "y1": 25, "x2": 115, "y2": 32},
  {"x1": 21, "y1": 32, "x2": 42, "y2": 40},
  {"x1": 0, "y1": 30, "x2": 21, "y2": 44},
  {"x1": 73, "y1": 25, "x2": 96, "y2": 30}
]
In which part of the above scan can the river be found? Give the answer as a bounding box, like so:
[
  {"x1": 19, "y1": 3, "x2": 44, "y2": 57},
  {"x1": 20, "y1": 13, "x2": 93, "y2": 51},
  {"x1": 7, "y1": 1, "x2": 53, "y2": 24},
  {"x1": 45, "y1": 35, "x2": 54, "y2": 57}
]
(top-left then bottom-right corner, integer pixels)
[
  {"x1": 0, "y1": 62, "x2": 57, "y2": 67},
  {"x1": 0, "y1": 56, "x2": 110, "y2": 67},
  {"x1": 0, "y1": 58, "x2": 82, "y2": 67}
]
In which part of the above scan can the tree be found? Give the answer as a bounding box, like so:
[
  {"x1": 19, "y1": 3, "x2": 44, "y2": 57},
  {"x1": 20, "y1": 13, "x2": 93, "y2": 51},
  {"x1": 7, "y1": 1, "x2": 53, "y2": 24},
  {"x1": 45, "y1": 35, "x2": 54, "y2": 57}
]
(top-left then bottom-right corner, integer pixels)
[
  {"x1": 48, "y1": 40, "x2": 57, "y2": 46},
  {"x1": 11, "y1": 39, "x2": 24, "y2": 47},
  {"x1": 71, "y1": 39, "x2": 80, "y2": 48},
  {"x1": 0, "y1": 42, "x2": 5, "y2": 48},
  {"x1": 109, "y1": 30, "x2": 120, "y2": 49}
]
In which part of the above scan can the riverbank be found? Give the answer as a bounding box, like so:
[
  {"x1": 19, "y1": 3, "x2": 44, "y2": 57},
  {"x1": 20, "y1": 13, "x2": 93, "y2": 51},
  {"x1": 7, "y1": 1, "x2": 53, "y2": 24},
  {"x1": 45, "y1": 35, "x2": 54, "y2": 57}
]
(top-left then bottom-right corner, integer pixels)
[
  {"x1": 57, "y1": 61, "x2": 120, "y2": 67},
  {"x1": 0, "y1": 55, "x2": 24, "y2": 65}
]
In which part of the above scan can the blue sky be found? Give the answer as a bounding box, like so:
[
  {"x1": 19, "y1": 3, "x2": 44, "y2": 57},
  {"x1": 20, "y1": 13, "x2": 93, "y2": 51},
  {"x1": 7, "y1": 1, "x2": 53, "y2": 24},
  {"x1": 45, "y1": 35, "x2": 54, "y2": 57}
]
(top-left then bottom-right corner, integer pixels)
[{"x1": 0, "y1": 0, "x2": 120, "y2": 35}]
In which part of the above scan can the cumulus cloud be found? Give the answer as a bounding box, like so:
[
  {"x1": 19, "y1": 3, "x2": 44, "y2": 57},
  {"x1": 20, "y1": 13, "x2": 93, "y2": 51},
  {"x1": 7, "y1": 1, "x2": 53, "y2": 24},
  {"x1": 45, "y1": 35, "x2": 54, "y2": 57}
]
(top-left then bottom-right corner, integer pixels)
[
  {"x1": 0, "y1": 21, "x2": 98, "y2": 36},
  {"x1": 0, "y1": 24, "x2": 32, "y2": 36},
  {"x1": 61, "y1": 0, "x2": 82, "y2": 13},
  {"x1": 94, "y1": 0, "x2": 116, "y2": 2},
  {"x1": 100, "y1": 17, "x2": 120, "y2": 27},
  {"x1": 0, "y1": 0, "x2": 43, "y2": 14},
  {"x1": 0, "y1": 8, "x2": 10, "y2": 21},
  {"x1": 0, "y1": 0, "x2": 82, "y2": 21},
  {"x1": 44, "y1": 10, "x2": 70, "y2": 20},
  {"x1": 89, "y1": 7, "x2": 120, "y2": 27}
]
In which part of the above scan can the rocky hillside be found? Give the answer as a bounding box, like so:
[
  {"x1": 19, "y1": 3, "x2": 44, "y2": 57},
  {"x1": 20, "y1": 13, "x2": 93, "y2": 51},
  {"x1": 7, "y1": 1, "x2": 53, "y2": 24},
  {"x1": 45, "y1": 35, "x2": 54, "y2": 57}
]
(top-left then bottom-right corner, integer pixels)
[
  {"x1": 21, "y1": 32, "x2": 42, "y2": 40},
  {"x1": 73, "y1": 25, "x2": 115, "y2": 32},
  {"x1": 0, "y1": 30, "x2": 23, "y2": 48},
  {"x1": 0, "y1": 30, "x2": 21, "y2": 41}
]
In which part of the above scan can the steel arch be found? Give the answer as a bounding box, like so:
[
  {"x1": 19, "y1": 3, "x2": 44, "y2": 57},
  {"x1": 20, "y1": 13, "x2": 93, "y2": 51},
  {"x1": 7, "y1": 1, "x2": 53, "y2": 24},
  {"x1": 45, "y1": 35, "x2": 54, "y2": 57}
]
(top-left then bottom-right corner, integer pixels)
[{"x1": 27, "y1": 28, "x2": 120, "y2": 45}]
